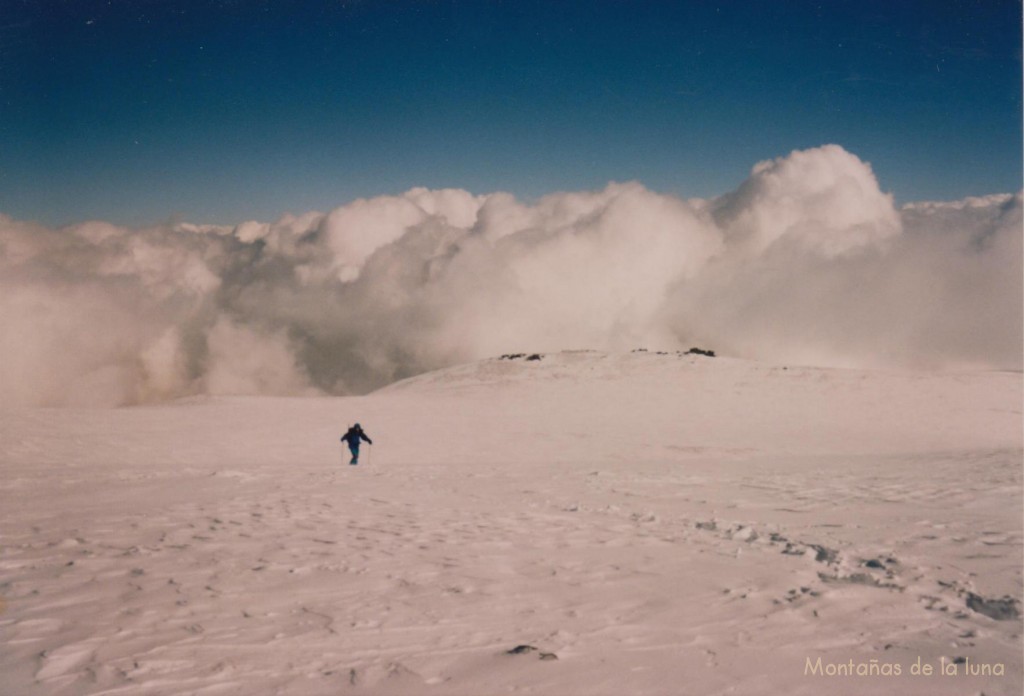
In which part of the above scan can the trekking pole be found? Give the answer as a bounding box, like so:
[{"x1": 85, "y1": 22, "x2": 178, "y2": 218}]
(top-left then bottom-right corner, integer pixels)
[{"x1": 367, "y1": 444, "x2": 372, "y2": 466}]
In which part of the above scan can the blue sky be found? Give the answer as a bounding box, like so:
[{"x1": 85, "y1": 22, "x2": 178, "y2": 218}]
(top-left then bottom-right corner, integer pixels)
[{"x1": 2, "y1": 0, "x2": 1021, "y2": 227}]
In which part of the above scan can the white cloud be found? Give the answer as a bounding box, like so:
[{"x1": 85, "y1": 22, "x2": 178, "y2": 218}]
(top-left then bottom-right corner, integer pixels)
[
  {"x1": 712, "y1": 144, "x2": 902, "y2": 258},
  {"x1": 1, "y1": 145, "x2": 1019, "y2": 406},
  {"x1": 202, "y1": 318, "x2": 319, "y2": 397}
]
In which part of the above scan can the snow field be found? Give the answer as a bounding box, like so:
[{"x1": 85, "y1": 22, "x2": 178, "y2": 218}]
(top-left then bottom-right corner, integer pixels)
[{"x1": 1, "y1": 352, "x2": 1020, "y2": 694}]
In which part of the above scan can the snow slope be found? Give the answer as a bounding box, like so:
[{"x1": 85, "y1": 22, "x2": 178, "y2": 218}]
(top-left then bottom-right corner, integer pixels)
[{"x1": 1, "y1": 351, "x2": 1021, "y2": 695}]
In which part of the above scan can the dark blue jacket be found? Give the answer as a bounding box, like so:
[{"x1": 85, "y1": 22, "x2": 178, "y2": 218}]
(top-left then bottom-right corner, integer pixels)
[{"x1": 341, "y1": 427, "x2": 372, "y2": 447}]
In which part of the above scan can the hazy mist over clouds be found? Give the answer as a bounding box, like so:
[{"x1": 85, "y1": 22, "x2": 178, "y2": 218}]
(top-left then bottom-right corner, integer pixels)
[{"x1": 2, "y1": 145, "x2": 1020, "y2": 407}]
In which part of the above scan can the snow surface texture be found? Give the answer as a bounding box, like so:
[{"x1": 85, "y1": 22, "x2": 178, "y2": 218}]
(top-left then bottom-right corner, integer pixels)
[
  {"x1": 2, "y1": 144, "x2": 1021, "y2": 407},
  {"x1": 1, "y1": 351, "x2": 1021, "y2": 695}
]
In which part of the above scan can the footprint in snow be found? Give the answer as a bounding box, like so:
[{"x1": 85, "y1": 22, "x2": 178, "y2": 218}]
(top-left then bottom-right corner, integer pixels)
[{"x1": 506, "y1": 644, "x2": 558, "y2": 660}]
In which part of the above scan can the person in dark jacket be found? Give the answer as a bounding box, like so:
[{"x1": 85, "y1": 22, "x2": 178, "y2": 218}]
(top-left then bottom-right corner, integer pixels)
[{"x1": 341, "y1": 423, "x2": 372, "y2": 465}]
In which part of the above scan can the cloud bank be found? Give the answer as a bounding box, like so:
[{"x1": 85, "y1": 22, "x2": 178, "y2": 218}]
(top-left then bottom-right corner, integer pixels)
[{"x1": 2, "y1": 145, "x2": 1020, "y2": 406}]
